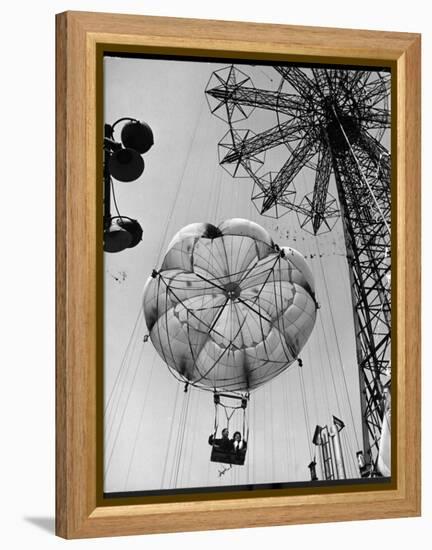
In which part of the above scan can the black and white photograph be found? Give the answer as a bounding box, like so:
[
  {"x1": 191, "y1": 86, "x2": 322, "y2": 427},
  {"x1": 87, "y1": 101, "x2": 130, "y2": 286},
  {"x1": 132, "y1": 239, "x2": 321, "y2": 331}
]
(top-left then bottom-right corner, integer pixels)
[{"x1": 102, "y1": 55, "x2": 391, "y2": 497}]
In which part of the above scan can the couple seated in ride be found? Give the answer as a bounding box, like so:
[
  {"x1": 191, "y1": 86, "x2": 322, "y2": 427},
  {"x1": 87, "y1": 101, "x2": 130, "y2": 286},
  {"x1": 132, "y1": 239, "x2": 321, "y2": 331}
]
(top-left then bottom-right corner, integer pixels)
[{"x1": 208, "y1": 428, "x2": 247, "y2": 453}]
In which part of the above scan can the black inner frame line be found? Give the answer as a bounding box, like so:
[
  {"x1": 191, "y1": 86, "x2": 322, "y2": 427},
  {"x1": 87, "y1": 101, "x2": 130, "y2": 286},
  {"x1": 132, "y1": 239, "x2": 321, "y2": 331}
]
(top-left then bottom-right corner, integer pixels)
[{"x1": 99, "y1": 48, "x2": 394, "y2": 504}]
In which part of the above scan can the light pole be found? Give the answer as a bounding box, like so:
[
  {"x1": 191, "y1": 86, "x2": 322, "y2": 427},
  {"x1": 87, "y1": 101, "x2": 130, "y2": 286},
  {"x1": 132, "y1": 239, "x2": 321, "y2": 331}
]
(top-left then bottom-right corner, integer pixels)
[{"x1": 103, "y1": 118, "x2": 154, "y2": 253}]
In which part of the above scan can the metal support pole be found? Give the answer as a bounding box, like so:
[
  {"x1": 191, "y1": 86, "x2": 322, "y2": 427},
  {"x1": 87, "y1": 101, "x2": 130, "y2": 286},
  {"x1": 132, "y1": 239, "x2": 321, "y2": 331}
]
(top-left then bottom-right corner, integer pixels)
[
  {"x1": 329, "y1": 422, "x2": 347, "y2": 480},
  {"x1": 308, "y1": 460, "x2": 318, "y2": 481},
  {"x1": 319, "y1": 443, "x2": 326, "y2": 479},
  {"x1": 104, "y1": 124, "x2": 112, "y2": 228},
  {"x1": 321, "y1": 427, "x2": 335, "y2": 480}
]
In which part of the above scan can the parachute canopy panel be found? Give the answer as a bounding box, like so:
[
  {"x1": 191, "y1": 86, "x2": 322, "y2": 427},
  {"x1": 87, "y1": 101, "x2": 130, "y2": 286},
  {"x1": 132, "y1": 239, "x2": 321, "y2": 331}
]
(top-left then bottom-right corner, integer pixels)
[{"x1": 143, "y1": 218, "x2": 317, "y2": 393}]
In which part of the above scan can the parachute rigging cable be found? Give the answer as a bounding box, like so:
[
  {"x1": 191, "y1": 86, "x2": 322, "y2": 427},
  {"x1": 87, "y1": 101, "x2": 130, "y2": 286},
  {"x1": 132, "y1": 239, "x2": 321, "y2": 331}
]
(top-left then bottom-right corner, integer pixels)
[
  {"x1": 105, "y1": 341, "x2": 146, "y2": 478},
  {"x1": 104, "y1": 306, "x2": 143, "y2": 421},
  {"x1": 124, "y1": 355, "x2": 157, "y2": 490}
]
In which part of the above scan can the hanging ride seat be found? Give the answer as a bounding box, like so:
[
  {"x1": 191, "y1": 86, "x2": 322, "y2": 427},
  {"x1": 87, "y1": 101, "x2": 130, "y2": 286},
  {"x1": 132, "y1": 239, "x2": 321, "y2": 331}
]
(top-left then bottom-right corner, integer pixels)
[
  {"x1": 210, "y1": 447, "x2": 247, "y2": 466},
  {"x1": 209, "y1": 392, "x2": 249, "y2": 466}
]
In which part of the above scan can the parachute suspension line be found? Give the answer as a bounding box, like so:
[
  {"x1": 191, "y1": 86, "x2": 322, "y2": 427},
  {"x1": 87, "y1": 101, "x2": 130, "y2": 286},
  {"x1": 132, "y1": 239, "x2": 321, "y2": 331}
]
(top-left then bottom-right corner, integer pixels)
[
  {"x1": 219, "y1": 403, "x2": 237, "y2": 433},
  {"x1": 214, "y1": 398, "x2": 219, "y2": 435},
  {"x1": 252, "y1": 394, "x2": 256, "y2": 482},
  {"x1": 184, "y1": 391, "x2": 199, "y2": 487},
  {"x1": 282, "y1": 373, "x2": 293, "y2": 480},
  {"x1": 288, "y1": 374, "x2": 298, "y2": 479},
  {"x1": 345, "y1": 432, "x2": 357, "y2": 479},
  {"x1": 206, "y1": 153, "x2": 222, "y2": 225},
  {"x1": 246, "y1": 409, "x2": 250, "y2": 485},
  {"x1": 178, "y1": 391, "x2": 191, "y2": 486},
  {"x1": 313, "y1": 302, "x2": 332, "y2": 420},
  {"x1": 306, "y1": 238, "x2": 348, "y2": 460},
  {"x1": 298, "y1": 233, "x2": 330, "y2": 470},
  {"x1": 152, "y1": 276, "x2": 173, "y2": 380},
  {"x1": 306, "y1": 233, "x2": 361, "y2": 467},
  {"x1": 233, "y1": 161, "x2": 240, "y2": 219},
  {"x1": 276, "y1": 202, "x2": 309, "y2": 471},
  {"x1": 104, "y1": 306, "x2": 143, "y2": 421},
  {"x1": 104, "y1": 341, "x2": 146, "y2": 478},
  {"x1": 123, "y1": 354, "x2": 157, "y2": 490},
  {"x1": 316, "y1": 299, "x2": 344, "y2": 418},
  {"x1": 242, "y1": 406, "x2": 248, "y2": 442},
  {"x1": 332, "y1": 106, "x2": 390, "y2": 236},
  {"x1": 179, "y1": 390, "x2": 196, "y2": 485},
  {"x1": 283, "y1": 216, "x2": 316, "y2": 463},
  {"x1": 314, "y1": 238, "x2": 361, "y2": 450},
  {"x1": 105, "y1": 333, "x2": 144, "y2": 444},
  {"x1": 212, "y1": 159, "x2": 223, "y2": 224},
  {"x1": 155, "y1": 96, "x2": 206, "y2": 267},
  {"x1": 104, "y1": 320, "x2": 143, "y2": 445},
  {"x1": 263, "y1": 384, "x2": 268, "y2": 481},
  {"x1": 298, "y1": 366, "x2": 314, "y2": 460},
  {"x1": 184, "y1": 309, "x2": 200, "y2": 379},
  {"x1": 170, "y1": 393, "x2": 186, "y2": 488},
  {"x1": 347, "y1": 427, "x2": 360, "y2": 477},
  {"x1": 299, "y1": 233, "x2": 326, "y2": 435},
  {"x1": 162, "y1": 279, "x2": 184, "y2": 375},
  {"x1": 303, "y1": 234, "x2": 332, "y2": 428},
  {"x1": 160, "y1": 382, "x2": 181, "y2": 489},
  {"x1": 184, "y1": 108, "x2": 206, "y2": 225},
  {"x1": 303, "y1": 343, "x2": 319, "y2": 434},
  {"x1": 270, "y1": 382, "x2": 276, "y2": 480},
  {"x1": 170, "y1": 390, "x2": 191, "y2": 488},
  {"x1": 243, "y1": 404, "x2": 250, "y2": 484},
  {"x1": 341, "y1": 427, "x2": 357, "y2": 479},
  {"x1": 273, "y1": 246, "x2": 298, "y2": 478},
  {"x1": 281, "y1": 375, "x2": 289, "y2": 481}
]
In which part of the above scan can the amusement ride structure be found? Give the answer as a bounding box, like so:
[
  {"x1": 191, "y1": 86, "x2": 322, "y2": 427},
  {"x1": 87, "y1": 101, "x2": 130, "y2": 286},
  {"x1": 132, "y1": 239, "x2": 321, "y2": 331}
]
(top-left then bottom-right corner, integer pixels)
[{"x1": 205, "y1": 64, "x2": 392, "y2": 476}]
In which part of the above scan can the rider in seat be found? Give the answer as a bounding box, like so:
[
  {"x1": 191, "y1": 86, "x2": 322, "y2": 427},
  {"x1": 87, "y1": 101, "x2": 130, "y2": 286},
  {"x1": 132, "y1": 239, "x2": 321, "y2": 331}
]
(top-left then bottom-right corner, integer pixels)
[
  {"x1": 231, "y1": 431, "x2": 247, "y2": 453},
  {"x1": 208, "y1": 428, "x2": 233, "y2": 451}
]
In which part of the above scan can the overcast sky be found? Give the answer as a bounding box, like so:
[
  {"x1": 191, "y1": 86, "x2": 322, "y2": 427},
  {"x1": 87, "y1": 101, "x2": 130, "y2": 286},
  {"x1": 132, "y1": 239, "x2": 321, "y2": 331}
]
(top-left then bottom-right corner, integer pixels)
[{"x1": 102, "y1": 56, "x2": 387, "y2": 494}]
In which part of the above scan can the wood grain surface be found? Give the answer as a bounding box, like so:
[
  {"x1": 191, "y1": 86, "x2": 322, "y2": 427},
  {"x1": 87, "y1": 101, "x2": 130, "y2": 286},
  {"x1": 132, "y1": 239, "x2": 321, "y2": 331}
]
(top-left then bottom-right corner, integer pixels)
[{"x1": 55, "y1": 10, "x2": 421, "y2": 539}]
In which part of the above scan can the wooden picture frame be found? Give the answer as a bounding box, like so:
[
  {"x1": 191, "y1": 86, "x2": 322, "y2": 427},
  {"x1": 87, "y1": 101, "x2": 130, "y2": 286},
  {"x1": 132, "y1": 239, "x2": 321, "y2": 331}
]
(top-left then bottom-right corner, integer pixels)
[{"x1": 55, "y1": 10, "x2": 421, "y2": 539}]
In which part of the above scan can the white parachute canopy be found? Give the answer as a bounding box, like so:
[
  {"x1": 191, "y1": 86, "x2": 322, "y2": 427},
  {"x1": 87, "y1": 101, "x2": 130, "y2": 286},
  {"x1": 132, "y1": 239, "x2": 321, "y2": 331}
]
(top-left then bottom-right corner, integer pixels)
[{"x1": 143, "y1": 218, "x2": 317, "y2": 393}]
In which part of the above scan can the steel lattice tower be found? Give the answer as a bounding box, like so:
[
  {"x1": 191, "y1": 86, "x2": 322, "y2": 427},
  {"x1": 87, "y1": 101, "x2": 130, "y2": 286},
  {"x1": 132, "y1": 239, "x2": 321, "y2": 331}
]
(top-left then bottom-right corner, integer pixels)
[{"x1": 205, "y1": 65, "x2": 391, "y2": 473}]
